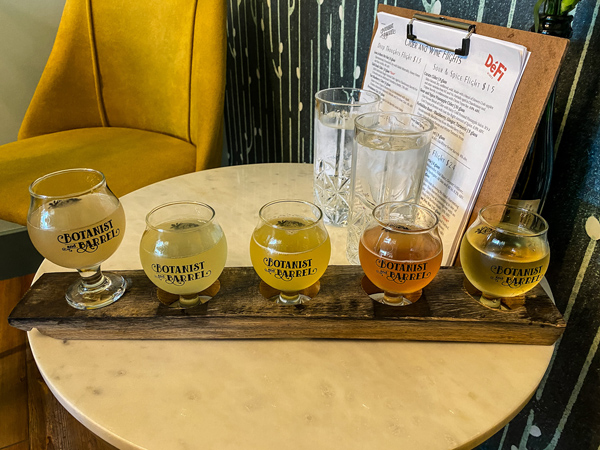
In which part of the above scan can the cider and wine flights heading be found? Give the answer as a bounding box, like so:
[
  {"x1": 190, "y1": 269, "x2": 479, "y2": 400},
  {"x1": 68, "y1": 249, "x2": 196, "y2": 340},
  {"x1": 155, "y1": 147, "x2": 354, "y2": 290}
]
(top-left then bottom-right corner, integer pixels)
[{"x1": 362, "y1": 12, "x2": 530, "y2": 265}]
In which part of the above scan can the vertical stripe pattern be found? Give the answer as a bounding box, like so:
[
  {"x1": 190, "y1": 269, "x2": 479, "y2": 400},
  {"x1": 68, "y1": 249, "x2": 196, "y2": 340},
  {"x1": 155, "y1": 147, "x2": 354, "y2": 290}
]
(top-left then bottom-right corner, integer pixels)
[{"x1": 223, "y1": 5, "x2": 600, "y2": 447}]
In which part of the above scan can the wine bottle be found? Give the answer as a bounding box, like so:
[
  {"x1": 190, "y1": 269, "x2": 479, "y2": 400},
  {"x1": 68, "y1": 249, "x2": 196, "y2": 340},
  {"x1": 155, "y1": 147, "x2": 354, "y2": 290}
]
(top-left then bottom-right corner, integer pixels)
[
  {"x1": 510, "y1": 14, "x2": 572, "y2": 213},
  {"x1": 509, "y1": 89, "x2": 555, "y2": 213}
]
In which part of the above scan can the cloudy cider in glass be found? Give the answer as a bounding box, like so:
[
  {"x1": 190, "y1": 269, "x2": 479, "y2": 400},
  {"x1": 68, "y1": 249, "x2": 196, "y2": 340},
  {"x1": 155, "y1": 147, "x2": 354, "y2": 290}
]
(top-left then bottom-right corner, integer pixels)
[
  {"x1": 27, "y1": 194, "x2": 125, "y2": 269},
  {"x1": 140, "y1": 219, "x2": 227, "y2": 295},
  {"x1": 250, "y1": 215, "x2": 331, "y2": 292}
]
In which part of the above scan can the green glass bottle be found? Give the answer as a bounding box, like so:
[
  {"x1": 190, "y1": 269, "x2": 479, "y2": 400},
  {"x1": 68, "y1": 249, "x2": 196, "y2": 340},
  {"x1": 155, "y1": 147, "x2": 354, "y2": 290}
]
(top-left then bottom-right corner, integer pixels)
[{"x1": 510, "y1": 14, "x2": 573, "y2": 213}]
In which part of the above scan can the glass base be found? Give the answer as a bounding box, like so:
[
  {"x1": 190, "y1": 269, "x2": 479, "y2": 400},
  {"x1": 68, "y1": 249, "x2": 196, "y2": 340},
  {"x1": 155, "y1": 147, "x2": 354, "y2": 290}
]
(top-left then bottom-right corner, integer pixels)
[
  {"x1": 65, "y1": 272, "x2": 127, "y2": 310},
  {"x1": 381, "y1": 293, "x2": 413, "y2": 306},
  {"x1": 360, "y1": 276, "x2": 422, "y2": 306},
  {"x1": 174, "y1": 294, "x2": 212, "y2": 308},
  {"x1": 479, "y1": 295, "x2": 502, "y2": 309},
  {"x1": 259, "y1": 281, "x2": 320, "y2": 306},
  {"x1": 463, "y1": 278, "x2": 527, "y2": 311},
  {"x1": 156, "y1": 280, "x2": 221, "y2": 309},
  {"x1": 368, "y1": 291, "x2": 419, "y2": 306},
  {"x1": 478, "y1": 294, "x2": 526, "y2": 311},
  {"x1": 274, "y1": 292, "x2": 311, "y2": 305}
]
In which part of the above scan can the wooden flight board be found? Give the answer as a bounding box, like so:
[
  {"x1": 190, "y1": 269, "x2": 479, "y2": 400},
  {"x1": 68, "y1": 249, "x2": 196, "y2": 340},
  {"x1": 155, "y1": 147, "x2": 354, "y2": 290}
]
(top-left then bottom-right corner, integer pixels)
[{"x1": 9, "y1": 266, "x2": 565, "y2": 345}]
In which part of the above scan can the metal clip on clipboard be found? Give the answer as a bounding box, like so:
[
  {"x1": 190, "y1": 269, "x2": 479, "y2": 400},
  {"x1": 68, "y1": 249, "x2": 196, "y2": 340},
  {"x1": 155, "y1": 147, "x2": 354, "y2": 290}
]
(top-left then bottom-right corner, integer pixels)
[{"x1": 407, "y1": 13, "x2": 476, "y2": 57}]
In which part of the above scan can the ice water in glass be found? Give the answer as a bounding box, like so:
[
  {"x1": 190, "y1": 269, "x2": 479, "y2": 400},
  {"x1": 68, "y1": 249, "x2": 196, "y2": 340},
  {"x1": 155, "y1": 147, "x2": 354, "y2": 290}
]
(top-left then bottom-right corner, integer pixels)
[
  {"x1": 346, "y1": 112, "x2": 434, "y2": 264},
  {"x1": 313, "y1": 88, "x2": 381, "y2": 226}
]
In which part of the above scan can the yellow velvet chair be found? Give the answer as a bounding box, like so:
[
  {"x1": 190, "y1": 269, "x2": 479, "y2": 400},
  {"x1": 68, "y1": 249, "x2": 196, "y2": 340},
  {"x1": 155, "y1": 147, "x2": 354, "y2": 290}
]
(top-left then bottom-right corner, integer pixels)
[{"x1": 0, "y1": 0, "x2": 226, "y2": 227}]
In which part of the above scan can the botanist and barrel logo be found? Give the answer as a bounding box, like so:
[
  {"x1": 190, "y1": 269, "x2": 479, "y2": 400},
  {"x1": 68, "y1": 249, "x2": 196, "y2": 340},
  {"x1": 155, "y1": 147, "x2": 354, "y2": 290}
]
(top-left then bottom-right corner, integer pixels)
[
  {"x1": 490, "y1": 265, "x2": 544, "y2": 289},
  {"x1": 375, "y1": 259, "x2": 432, "y2": 284},
  {"x1": 57, "y1": 219, "x2": 120, "y2": 254},
  {"x1": 151, "y1": 262, "x2": 212, "y2": 287},
  {"x1": 263, "y1": 258, "x2": 317, "y2": 282}
]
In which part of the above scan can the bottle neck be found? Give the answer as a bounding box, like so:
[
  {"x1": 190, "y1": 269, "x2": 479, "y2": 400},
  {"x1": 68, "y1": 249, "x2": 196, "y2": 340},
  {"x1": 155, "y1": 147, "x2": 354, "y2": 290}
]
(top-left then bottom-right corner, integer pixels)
[{"x1": 538, "y1": 14, "x2": 574, "y2": 38}]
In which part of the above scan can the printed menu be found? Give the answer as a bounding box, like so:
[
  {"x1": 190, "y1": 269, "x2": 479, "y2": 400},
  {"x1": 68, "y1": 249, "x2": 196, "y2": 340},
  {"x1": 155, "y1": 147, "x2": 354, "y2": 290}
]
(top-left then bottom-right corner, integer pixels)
[{"x1": 363, "y1": 12, "x2": 530, "y2": 265}]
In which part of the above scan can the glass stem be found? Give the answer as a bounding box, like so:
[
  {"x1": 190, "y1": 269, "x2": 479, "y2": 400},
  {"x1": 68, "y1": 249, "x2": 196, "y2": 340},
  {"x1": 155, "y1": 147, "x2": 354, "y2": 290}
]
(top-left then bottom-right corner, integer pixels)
[
  {"x1": 78, "y1": 265, "x2": 105, "y2": 290},
  {"x1": 383, "y1": 291, "x2": 411, "y2": 306},
  {"x1": 279, "y1": 291, "x2": 301, "y2": 305},
  {"x1": 480, "y1": 294, "x2": 502, "y2": 309},
  {"x1": 179, "y1": 294, "x2": 200, "y2": 308}
]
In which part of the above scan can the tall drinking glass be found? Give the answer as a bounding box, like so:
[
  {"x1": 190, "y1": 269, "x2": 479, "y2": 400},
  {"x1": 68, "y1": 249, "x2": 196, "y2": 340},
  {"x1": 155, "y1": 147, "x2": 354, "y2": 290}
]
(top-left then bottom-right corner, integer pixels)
[
  {"x1": 460, "y1": 203, "x2": 550, "y2": 309},
  {"x1": 27, "y1": 168, "x2": 127, "y2": 309},
  {"x1": 139, "y1": 201, "x2": 227, "y2": 308},
  {"x1": 313, "y1": 88, "x2": 381, "y2": 226},
  {"x1": 250, "y1": 200, "x2": 331, "y2": 305},
  {"x1": 346, "y1": 112, "x2": 434, "y2": 264},
  {"x1": 359, "y1": 202, "x2": 443, "y2": 306}
]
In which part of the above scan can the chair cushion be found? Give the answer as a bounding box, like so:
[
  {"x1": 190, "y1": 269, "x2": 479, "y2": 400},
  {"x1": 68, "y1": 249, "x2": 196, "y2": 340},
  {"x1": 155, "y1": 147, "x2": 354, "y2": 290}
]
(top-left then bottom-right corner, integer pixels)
[{"x1": 0, "y1": 127, "x2": 196, "y2": 225}]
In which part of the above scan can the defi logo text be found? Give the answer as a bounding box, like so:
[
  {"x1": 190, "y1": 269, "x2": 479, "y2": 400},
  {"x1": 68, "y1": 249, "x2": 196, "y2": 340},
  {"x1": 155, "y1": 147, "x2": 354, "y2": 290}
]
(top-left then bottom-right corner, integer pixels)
[{"x1": 484, "y1": 54, "x2": 507, "y2": 81}]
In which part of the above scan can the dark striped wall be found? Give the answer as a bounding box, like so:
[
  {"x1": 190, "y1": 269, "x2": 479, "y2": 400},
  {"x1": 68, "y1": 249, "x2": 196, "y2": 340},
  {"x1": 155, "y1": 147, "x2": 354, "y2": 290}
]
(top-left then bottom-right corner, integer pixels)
[{"x1": 223, "y1": 1, "x2": 600, "y2": 449}]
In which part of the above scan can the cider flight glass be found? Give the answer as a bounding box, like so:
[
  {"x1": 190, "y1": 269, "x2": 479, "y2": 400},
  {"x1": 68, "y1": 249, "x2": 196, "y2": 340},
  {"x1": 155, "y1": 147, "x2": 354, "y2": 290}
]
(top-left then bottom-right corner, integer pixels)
[
  {"x1": 250, "y1": 200, "x2": 331, "y2": 305},
  {"x1": 139, "y1": 201, "x2": 227, "y2": 308},
  {"x1": 359, "y1": 202, "x2": 443, "y2": 306},
  {"x1": 460, "y1": 203, "x2": 550, "y2": 309},
  {"x1": 27, "y1": 168, "x2": 127, "y2": 310}
]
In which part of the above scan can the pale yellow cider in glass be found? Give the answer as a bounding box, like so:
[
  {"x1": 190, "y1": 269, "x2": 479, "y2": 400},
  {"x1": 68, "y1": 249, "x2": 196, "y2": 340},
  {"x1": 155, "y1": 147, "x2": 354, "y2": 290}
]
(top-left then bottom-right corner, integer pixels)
[
  {"x1": 250, "y1": 216, "x2": 331, "y2": 292},
  {"x1": 140, "y1": 219, "x2": 227, "y2": 295},
  {"x1": 27, "y1": 194, "x2": 125, "y2": 269},
  {"x1": 460, "y1": 223, "x2": 550, "y2": 298}
]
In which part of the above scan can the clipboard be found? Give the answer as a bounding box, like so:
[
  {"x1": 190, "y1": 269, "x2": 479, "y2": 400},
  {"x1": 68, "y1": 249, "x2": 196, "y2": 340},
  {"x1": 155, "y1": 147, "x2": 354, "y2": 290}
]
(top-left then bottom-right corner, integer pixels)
[{"x1": 369, "y1": 5, "x2": 569, "y2": 265}]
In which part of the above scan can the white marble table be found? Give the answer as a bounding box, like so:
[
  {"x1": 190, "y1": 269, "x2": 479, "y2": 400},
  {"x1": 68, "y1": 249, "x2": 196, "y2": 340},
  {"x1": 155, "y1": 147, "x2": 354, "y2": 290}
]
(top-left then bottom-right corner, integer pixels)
[{"x1": 29, "y1": 163, "x2": 553, "y2": 450}]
